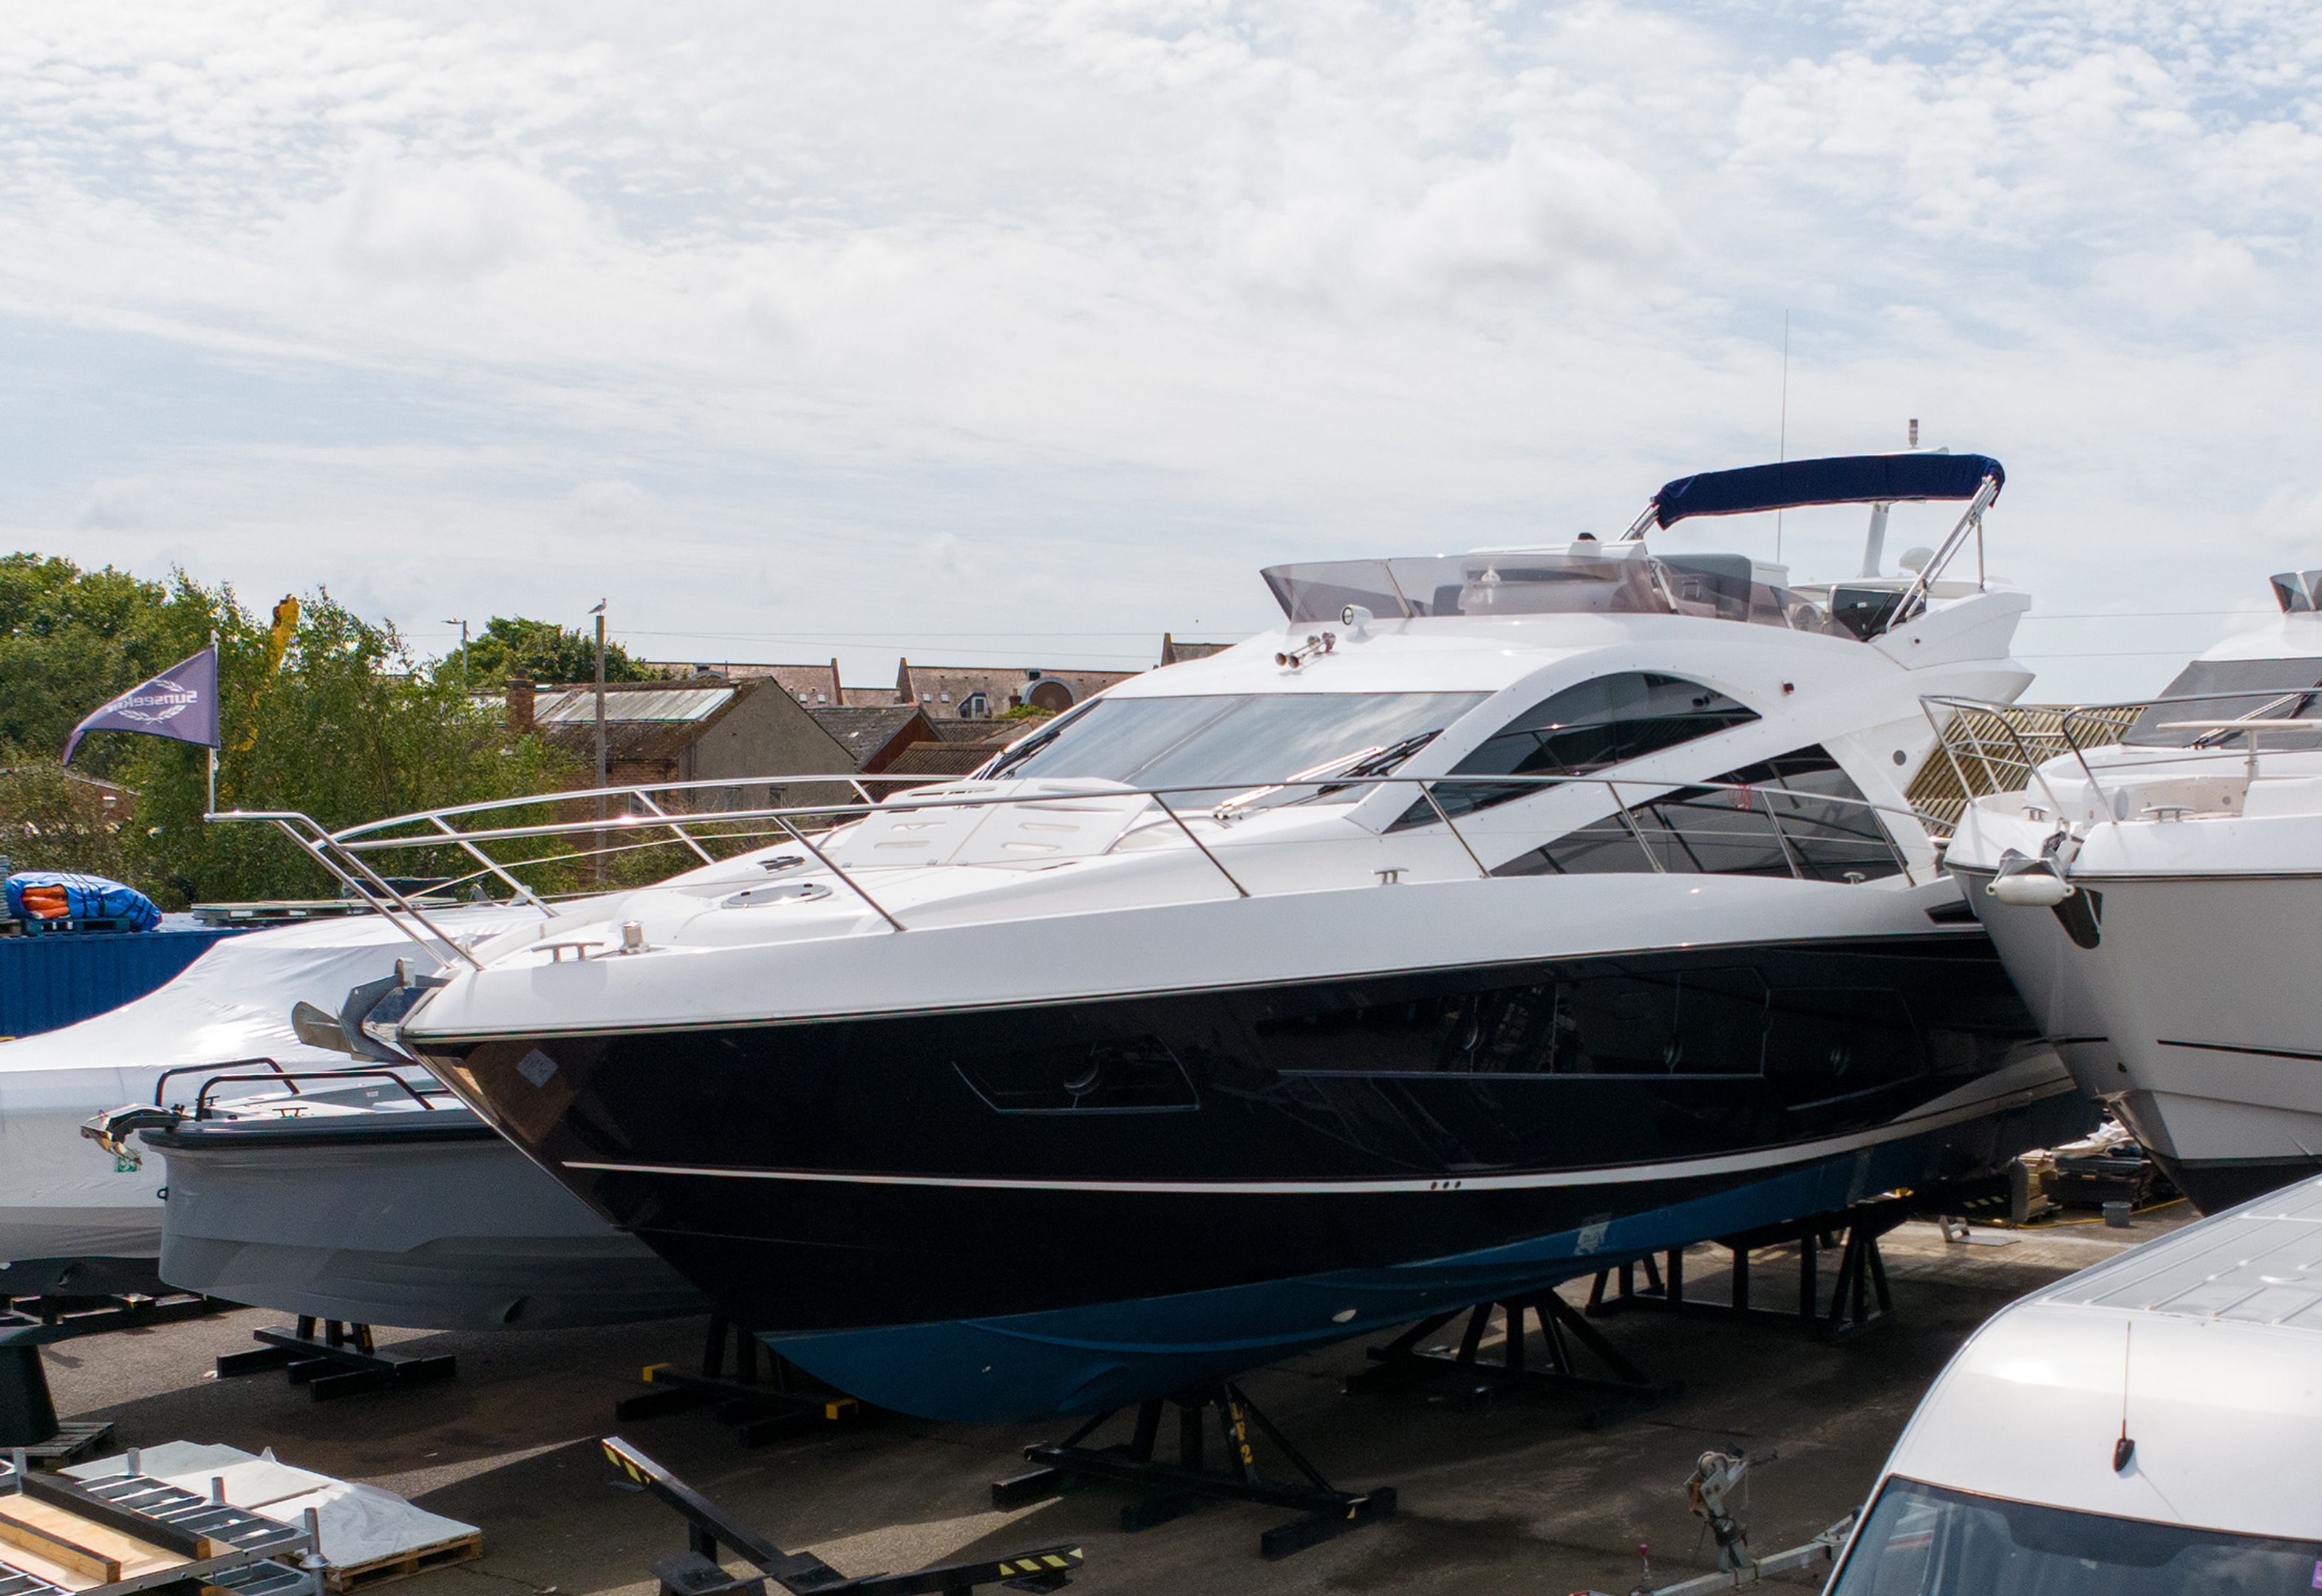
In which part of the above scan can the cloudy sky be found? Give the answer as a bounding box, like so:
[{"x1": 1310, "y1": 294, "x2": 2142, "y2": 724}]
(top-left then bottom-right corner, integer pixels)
[{"x1": 4, "y1": 1, "x2": 2317, "y2": 697}]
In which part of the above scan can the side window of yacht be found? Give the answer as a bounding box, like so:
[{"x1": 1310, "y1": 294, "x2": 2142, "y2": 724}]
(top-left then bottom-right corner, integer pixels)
[
  {"x1": 1763, "y1": 988, "x2": 1925, "y2": 1088},
  {"x1": 954, "y1": 1034, "x2": 1200, "y2": 1112},
  {"x1": 1256, "y1": 966, "x2": 1768, "y2": 1077},
  {"x1": 1416, "y1": 672, "x2": 1757, "y2": 823},
  {"x1": 1493, "y1": 746, "x2": 1904, "y2": 883}
]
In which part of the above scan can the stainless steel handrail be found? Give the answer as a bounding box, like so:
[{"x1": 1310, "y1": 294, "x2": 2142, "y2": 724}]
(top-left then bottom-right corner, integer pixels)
[
  {"x1": 214, "y1": 766, "x2": 1931, "y2": 973},
  {"x1": 217, "y1": 809, "x2": 488, "y2": 969},
  {"x1": 194, "y1": 1068, "x2": 446, "y2": 1119},
  {"x1": 1924, "y1": 689, "x2": 2322, "y2": 825}
]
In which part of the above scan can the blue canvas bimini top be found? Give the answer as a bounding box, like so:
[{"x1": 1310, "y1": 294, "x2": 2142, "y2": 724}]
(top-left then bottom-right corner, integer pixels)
[{"x1": 1647, "y1": 453, "x2": 2004, "y2": 530}]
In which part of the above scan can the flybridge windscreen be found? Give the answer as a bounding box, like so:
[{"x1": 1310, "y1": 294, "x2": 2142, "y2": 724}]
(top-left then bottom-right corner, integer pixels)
[
  {"x1": 2123, "y1": 658, "x2": 2322, "y2": 749},
  {"x1": 1261, "y1": 552, "x2": 1841, "y2": 635}
]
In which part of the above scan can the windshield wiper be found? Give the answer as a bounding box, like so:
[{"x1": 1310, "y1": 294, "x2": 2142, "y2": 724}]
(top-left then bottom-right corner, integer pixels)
[{"x1": 2191, "y1": 687, "x2": 2321, "y2": 748}]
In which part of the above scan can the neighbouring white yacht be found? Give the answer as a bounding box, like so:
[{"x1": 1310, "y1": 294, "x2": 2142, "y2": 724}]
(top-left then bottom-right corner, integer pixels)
[
  {"x1": 0, "y1": 908, "x2": 522, "y2": 1289},
  {"x1": 6, "y1": 898, "x2": 704, "y2": 1328},
  {"x1": 268, "y1": 451, "x2": 2097, "y2": 1422},
  {"x1": 1941, "y1": 567, "x2": 2322, "y2": 1211}
]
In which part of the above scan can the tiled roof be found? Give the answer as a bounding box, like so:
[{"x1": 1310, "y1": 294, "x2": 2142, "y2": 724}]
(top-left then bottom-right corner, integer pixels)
[
  {"x1": 1159, "y1": 638, "x2": 1232, "y2": 666},
  {"x1": 929, "y1": 720, "x2": 1026, "y2": 744},
  {"x1": 882, "y1": 743, "x2": 999, "y2": 777},
  {"x1": 808, "y1": 706, "x2": 929, "y2": 771}
]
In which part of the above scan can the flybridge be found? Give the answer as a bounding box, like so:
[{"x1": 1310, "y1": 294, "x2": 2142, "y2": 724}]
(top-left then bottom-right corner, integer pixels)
[
  {"x1": 1259, "y1": 549, "x2": 1839, "y2": 632},
  {"x1": 1266, "y1": 451, "x2": 2008, "y2": 635}
]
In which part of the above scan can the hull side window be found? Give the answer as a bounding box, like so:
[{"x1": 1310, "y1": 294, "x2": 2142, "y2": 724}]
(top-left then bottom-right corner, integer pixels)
[
  {"x1": 1259, "y1": 966, "x2": 1768, "y2": 1077},
  {"x1": 956, "y1": 1036, "x2": 1200, "y2": 1113}
]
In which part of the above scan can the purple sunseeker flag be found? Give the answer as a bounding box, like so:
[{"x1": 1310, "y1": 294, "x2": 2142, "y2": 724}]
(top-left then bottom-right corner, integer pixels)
[{"x1": 62, "y1": 645, "x2": 222, "y2": 764}]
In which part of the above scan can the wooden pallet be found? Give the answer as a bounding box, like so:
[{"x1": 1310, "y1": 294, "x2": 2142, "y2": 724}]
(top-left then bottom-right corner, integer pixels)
[
  {"x1": 325, "y1": 1530, "x2": 483, "y2": 1592},
  {"x1": 13, "y1": 1424, "x2": 113, "y2": 1472}
]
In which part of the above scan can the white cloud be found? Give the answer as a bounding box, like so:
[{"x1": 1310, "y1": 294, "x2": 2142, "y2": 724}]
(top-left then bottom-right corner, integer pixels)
[
  {"x1": 0, "y1": 0, "x2": 2316, "y2": 698},
  {"x1": 74, "y1": 480, "x2": 150, "y2": 531}
]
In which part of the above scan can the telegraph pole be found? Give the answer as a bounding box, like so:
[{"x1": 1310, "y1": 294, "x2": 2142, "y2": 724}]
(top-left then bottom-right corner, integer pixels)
[
  {"x1": 591, "y1": 601, "x2": 608, "y2": 884},
  {"x1": 443, "y1": 618, "x2": 470, "y2": 692}
]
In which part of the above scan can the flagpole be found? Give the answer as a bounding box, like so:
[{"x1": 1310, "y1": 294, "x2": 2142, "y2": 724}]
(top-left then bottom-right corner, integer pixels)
[{"x1": 206, "y1": 629, "x2": 219, "y2": 814}]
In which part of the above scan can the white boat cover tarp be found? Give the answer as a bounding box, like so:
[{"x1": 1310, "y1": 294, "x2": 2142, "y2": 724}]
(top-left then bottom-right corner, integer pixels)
[{"x1": 0, "y1": 905, "x2": 540, "y2": 1264}]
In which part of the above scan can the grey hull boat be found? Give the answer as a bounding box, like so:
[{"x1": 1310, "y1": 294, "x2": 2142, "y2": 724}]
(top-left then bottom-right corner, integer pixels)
[{"x1": 103, "y1": 1082, "x2": 704, "y2": 1331}]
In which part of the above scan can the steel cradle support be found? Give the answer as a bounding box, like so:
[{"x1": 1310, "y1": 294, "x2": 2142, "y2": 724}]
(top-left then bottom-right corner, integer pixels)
[
  {"x1": 1345, "y1": 1289, "x2": 1685, "y2": 1428},
  {"x1": 613, "y1": 1315, "x2": 858, "y2": 1447},
  {"x1": 992, "y1": 1382, "x2": 1395, "y2": 1561},
  {"x1": 1584, "y1": 1199, "x2": 1916, "y2": 1343}
]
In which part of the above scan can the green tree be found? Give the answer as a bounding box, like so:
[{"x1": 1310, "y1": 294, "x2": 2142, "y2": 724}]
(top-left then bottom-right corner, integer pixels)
[
  {"x1": 453, "y1": 616, "x2": 658, "y2": 688},
  {"x1": 0, "y1": 763, "x2": 135, "y2": 881},
  {"x1": 1, "y1": 559, "x2": 584, "y2": 907},
  {"x1": 113, "y1": 580, "x2": 578, "y2": 906},
  {"x1": 0, "y1": 553, "x2": 195, "y2": 771}
]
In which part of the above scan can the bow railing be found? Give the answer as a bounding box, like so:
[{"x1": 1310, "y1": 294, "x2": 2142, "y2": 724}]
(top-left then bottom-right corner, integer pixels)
[{"x1": 211, "y1": 766, "x2": 1938, "y2": 974}]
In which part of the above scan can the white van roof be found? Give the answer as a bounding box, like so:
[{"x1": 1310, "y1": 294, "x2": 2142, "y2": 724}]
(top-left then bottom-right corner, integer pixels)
[{"x1": 1876, "y1": 1176, "x2": 2322, "y2": 1541}]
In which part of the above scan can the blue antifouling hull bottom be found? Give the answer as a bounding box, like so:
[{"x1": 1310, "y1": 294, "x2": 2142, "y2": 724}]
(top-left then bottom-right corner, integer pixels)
[{"x1": 763, "y1": 1091, "x2": 2092, "y2": 1424}]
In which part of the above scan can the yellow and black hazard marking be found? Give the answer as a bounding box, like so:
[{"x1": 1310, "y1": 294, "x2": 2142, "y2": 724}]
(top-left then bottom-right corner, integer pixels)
[{"x1": 994, "y1": 1547, "x2": 1085, "y2": 1576}]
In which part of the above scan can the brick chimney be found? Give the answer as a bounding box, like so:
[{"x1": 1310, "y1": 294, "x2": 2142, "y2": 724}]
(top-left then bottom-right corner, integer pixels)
[{"x1": 506, "y1": 675, "x2": 535, "y2": 734}]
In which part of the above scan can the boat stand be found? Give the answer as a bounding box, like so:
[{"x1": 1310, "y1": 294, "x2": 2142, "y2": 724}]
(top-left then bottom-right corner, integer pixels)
[
  {"x1": 2, "y1": 1286, "x2": 222, "y2": 1336},
  {"x1": 0, "y1": 1320, "x2": 114, "y2": 1467},
  {"x1": 1346, "y1": 1289, "x2": 1684, "y2": 1428},
  {"x1": 615, "y1": 1315, "x2": 859, "y2": 1446},
  {"x1": 993, "y1": 1382, "x2": 1396, "y2": 1561},
  {"x1": 215, "y1": 1318, "x2": 457, "y2": 1401},
  {"x1": 1586, "y1": 1200, "x2": 1906, "y2": 1342},
  {"x1": 0, "y1": 1288, "x2": 219, "y2": 1467},
  {"x1": 604, "y1": 1435, "x2": 1083, "y2": 1594}
]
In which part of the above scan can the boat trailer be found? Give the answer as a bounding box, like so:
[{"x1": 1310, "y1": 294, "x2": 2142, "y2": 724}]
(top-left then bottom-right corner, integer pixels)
[{"x1": 1573, "y1": 1450, "x2": 1856, "y2": 1596}]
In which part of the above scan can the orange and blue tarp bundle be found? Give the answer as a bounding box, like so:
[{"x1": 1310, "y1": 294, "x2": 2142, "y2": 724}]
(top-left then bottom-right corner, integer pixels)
[{"x1": 4, "y1": 870, "x2": 162, "y2": 931}]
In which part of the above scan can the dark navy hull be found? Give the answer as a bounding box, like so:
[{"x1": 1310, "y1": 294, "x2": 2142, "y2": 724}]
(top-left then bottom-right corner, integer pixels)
[
  {"x1": 762, "y1": 1084, "x2": 2097, "y2": 1421},
  {"x1": 421, "y1": 932, "x2": 2082, "y2": 1336}
]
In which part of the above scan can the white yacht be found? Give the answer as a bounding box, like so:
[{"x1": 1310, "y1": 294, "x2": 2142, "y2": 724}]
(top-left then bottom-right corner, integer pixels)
[
  {"x1": 282, "y1": 451, "x2": 2097, "y2": 1422},
  {"x1": 1942, "y1": 568, "x2": 2322, "y2": 1211}
]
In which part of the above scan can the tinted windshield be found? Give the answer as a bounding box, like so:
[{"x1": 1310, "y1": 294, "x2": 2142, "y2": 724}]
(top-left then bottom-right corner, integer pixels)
[
  {"x1": 1831, "y1": 1477, "x2": 2322, "y2": 1595},
  {"x1": 982, "y1": 693, "x2": 1487, "y2": 808},
  {"x1": 2123, "y1": 658, "x2": 2322, "y2": 748}
]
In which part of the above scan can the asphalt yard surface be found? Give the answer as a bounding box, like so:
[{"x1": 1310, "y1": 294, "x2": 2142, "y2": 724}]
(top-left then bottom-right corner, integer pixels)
[{"x1": 38, "y1": 1207, "x2": 2193, "y2": 1595}]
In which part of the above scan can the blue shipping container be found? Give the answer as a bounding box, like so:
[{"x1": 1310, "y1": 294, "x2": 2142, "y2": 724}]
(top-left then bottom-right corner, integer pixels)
[{"x1": 0, "y1": 927, "x2": 248, "y2": 1039}]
